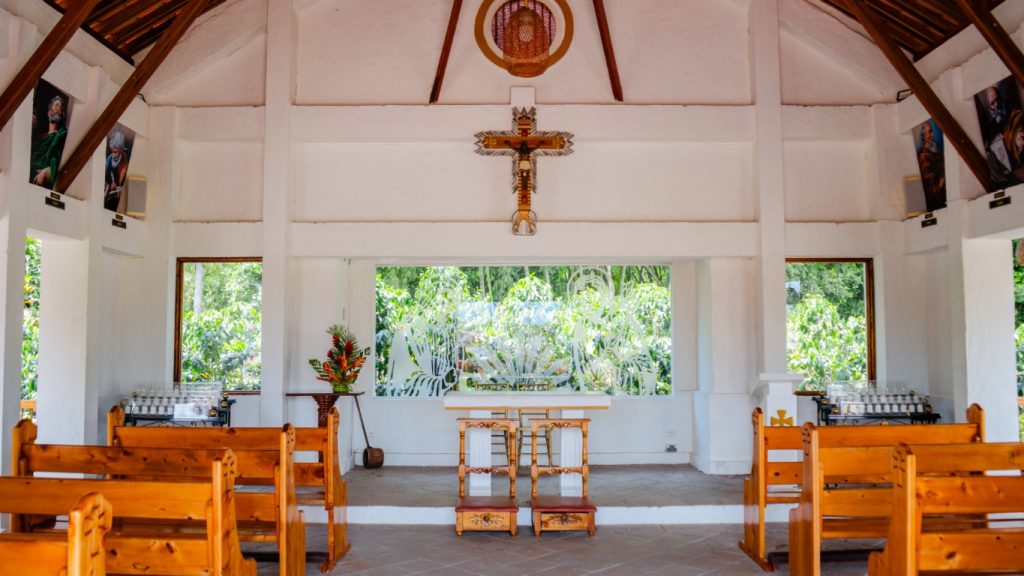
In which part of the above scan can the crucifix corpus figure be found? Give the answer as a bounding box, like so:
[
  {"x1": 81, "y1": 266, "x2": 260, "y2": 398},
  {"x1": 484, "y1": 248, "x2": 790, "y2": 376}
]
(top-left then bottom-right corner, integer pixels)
[{"x1": 475, "y1": 107, "x2": 573, "y2": 235}]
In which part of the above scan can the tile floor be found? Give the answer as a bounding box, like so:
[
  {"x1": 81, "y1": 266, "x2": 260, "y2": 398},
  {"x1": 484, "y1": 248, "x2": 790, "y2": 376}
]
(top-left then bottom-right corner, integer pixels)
[
  {"x1": 345, "y1": 464, "x2": 745, "y2": 507},
  {"x1": 255, "y1": 465, "x2": 869, "y2": 575},
  {"x1": 256, "y1": 524, "x2": 870, "y2": 575}
]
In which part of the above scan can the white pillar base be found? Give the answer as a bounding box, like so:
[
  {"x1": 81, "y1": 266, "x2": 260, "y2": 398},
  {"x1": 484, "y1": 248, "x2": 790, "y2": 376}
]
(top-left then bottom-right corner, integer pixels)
[
  {"x1": 467, "y1": 409, "x2": 492, "y2": 496},
  {"x1": 559, "y1": 408, "x2": 584, "y2": 497}
]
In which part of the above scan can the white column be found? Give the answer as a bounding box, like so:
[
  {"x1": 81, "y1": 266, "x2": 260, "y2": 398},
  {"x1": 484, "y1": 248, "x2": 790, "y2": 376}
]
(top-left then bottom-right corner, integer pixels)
[
  {"x1": 750, "y1": 0, "x2": 788, "y2": 376},
  {"x1": 559, "y1": 408, "x2": 583, "y2": 496},
  {"x1": 260, "y1": 0, "x2": 296, "y2": 424},
  {"x1": 467, "y1": 409, "x2": 492, "y2": 496},
  {"x1": 944, "y1": 202, "x2": 1018, "y2": 439},
  {"x1": 0, "y1": 96, "x2": 31, "y2": 476}
]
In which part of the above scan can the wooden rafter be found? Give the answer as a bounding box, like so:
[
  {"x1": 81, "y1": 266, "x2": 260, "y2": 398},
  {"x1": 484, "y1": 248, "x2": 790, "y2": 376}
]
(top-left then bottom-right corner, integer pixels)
[
  {"x1": 843, "y1": 0, "x2": 994, "y2": 192},
  {"x1": 430, "y1": 0, "x2": 463, "y2": 104},
  {"x1": 955, "y1": 0, "x2": 1024, "y2": 87},
  {"x1": 0, "y1": 0, "x2": 104, "y2": 131},
  {"x1": 54, "y1": 0, "x2": 208, "y2": 194},
  {"x1": 592, "y1": 0, "x2": 622, "y2": 102}
]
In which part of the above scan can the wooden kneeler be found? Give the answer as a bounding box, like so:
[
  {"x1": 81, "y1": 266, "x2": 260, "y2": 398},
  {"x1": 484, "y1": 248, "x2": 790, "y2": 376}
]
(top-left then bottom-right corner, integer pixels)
[
  {"x1": 530, "y1": 418, "x2": 596, "y2": 537},
  {"x1": 455, "y1": 418, "x2": 519, "y2": 537}
]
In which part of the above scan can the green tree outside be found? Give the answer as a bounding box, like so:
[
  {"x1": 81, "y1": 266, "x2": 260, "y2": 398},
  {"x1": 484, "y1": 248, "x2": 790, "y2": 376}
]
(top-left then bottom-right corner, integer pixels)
[{"x1": 179, "y1": 261, "x2": 262, "y2": 390}]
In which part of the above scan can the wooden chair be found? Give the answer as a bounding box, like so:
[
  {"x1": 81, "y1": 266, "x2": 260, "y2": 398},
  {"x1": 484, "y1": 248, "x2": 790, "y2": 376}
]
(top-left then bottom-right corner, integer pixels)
[
  {"x1": 530, "y1": 418, "x2": 596, "y2": 537},
  {"x1": 513, "y1": 381, "x2": 554, "y2": 467},
  {"x1": 103, "y1": 412, "x2": 306, "y2": 576},
  {"x1": 788, "y1": 404, "x2": 986, "y2": 576},
  {"x1": 0, "y1": 492, "x2": 111, "y2": 576},
  {"x1": 455, "y1": 418, "x2": 519, "y2": 537},
  {"x1": 868, "y1": 442, "x2": 1024, "y2": 575},
  {"x1": 109, "y1": 404, "x2": 349, "y2": 573}
]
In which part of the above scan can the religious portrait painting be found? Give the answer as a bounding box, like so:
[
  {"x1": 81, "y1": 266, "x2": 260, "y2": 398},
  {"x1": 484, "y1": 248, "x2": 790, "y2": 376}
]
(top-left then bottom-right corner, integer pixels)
[
  {"x1": 104, "y1": 123, "x2": 136, "y2": 213},
  {"x1": 29, "y1": 79, "x2": 74, "y2": 191},
  {"x1": 912, "y1": 118, "x2": 946, "y2": 213},
  {"x1": 973, "y1": 76, "x2": 1024, "y2": 188}
]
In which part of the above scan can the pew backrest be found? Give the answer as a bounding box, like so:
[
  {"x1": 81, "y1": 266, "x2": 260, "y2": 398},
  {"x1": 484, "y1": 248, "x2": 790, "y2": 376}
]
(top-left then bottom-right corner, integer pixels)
[
  {"x1": 105, "y1": 411, "x2": 306, "y2": 576},
  {"x1": 0, "y1": 492, "x2": 111, "y2": 576},
  {"x1": 0, "y1": 450, "x2": 252, "y2": 576},
  {"x1": 878, "y1": 443, "x2": 1024, "y2": 575}
]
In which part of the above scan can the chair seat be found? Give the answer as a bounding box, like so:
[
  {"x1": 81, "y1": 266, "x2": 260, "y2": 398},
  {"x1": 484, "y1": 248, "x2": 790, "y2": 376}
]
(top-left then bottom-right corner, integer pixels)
[
  {"x1": 531, "y1": 496, "x2": 596, "y2": 513},
  {"x1": 456, "y1": 496, "x2": 519, "y2": 512}
]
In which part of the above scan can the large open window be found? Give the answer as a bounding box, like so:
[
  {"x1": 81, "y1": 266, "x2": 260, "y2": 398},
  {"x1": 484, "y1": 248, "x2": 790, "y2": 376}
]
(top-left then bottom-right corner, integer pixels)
[
  {"x1": 174, "y1": 258, "x2": 262, "y2": 391},
  {"x1": 786, "y1": 259, "x2": 874, "y2": 390},
  {"x1": 375, "y1": 265, "x2": 672, "y2": 397}
]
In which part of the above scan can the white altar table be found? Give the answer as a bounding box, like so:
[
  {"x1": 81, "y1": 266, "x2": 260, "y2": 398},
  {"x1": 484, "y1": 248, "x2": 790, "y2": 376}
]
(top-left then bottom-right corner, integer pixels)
[{"x1": 443, "y1": 391, "x2": 611, "y2": 497}]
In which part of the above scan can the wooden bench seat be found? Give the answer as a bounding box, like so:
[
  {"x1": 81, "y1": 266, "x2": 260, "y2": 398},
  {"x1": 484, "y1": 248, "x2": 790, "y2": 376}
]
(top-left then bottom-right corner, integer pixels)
[
  {"x1": 0, "y1": 492, "x2": 111, "y2": 576},
  {"x1": 109, "y1": 405, "x2": 348, "y2": 573},
  {"x1": 787, "y1": 404, "x2": 986, "y2": 576},
  {"x1": 868, "y1": 442, "x2": 1024, "y2": 575},
  {"x1": 0, "y1": 453, "x2": 254, "y2": 576}
]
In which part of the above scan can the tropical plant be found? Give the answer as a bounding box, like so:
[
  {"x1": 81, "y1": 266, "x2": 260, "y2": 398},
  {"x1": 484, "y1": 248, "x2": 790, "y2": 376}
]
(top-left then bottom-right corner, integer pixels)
[
  {"x1": 21, "y1": 237, "x2": 41, "y2": 418},
  {"x1": 375, "y1": 265, "x2": 672, "y2": 397},
  {"x1": 179, "y1": 261, "x2": 262, "y2": 390},
  {"x1": 787, "y1": 293, "x2": 866, "y2": 390},
  {"x1": 309, "y1": 325, "x2": 369, "y2": 392}
]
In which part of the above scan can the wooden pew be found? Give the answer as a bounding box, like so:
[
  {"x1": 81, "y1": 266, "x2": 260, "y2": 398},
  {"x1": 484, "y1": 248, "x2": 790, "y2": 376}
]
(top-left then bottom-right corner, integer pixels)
[
  {"x1": 738, "y1": 407, "x2": 804, "y2": 570},
  {"x1": 868, "y1": 442, "x2": 1024, "y2": 575},
  {"x1": 0, "y1": 492, "x2": 112, "y2": 576},
  {"x1": 0, "y1": 452, "x2": 255, "y2": 575},
  {"x1": 788, "y1": 404, "x2": 985, "y2": 576},
  {"x1": 108, "y1": 406, "x2": 346, "y2": 572}
]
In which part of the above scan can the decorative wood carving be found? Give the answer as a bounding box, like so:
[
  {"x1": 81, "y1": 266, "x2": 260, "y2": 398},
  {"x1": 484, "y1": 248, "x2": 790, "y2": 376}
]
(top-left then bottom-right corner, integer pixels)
[{"x1": 475, "y1": 107, "x2": 573, "y2": 235}]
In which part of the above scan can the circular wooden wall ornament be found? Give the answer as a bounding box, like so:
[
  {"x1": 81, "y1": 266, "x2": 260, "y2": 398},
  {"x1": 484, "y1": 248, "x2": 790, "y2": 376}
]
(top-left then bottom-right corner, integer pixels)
[{"x1": 475, "y1": 0, "x2": 574, "y2": 76}]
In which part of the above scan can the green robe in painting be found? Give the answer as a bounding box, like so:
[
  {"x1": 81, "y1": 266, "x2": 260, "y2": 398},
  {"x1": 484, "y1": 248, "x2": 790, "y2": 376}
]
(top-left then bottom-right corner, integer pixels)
[{"x1": 30, "y1": 127, "x2": 67, "y2": 190}]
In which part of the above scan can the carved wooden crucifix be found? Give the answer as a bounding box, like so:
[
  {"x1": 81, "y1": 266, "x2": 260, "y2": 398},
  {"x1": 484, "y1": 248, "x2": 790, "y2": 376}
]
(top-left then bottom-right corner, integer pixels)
[{"x1": 475, "y1": 107, "x2": 573, "y2": 235}]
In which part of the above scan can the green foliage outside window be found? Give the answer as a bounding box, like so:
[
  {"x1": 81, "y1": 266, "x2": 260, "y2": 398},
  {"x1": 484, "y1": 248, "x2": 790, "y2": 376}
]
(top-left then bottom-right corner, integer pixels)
[
  {"x1": 21, "y1": 237, "x2": 40, "y2": 418},
  {"x1": 786, "y1": 262, "x2": 867, "y2": 390},
  {"x1": 179, "y1": 262, "x2": 262, "y2": 391},
  {"x1": 375, "y1": 265, "x2": 672, "y2": 397}
]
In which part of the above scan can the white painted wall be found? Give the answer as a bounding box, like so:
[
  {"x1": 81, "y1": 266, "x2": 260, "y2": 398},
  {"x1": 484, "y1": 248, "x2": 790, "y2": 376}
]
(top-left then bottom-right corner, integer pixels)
[{"x1": 0, "y1": 0, "x2": 1022, "y2": 476}]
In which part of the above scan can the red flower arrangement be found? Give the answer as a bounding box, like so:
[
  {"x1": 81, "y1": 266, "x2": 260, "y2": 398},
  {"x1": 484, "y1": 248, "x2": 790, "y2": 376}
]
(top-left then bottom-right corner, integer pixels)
[{"x1": 308, "y1": 325, "x2": 369, "y2": 393}]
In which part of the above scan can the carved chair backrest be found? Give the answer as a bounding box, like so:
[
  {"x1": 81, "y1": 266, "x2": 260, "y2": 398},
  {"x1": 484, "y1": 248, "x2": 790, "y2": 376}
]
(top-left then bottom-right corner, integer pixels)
[
  {"x1": 457, "y1": 418, "x2": 518, "y2": 499},
  {"x1": 530, "y1": 418, "x2": 590, "y2": 499}
]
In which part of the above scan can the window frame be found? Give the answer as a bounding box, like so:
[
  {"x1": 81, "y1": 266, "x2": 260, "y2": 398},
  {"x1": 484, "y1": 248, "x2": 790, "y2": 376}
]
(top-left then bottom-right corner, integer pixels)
[
  {"x1": 173, "y1": 257, "x2": 263, "y2": 395},
  {"x1": 785, "y1": 257, "x2": 876, "y2": 382}
]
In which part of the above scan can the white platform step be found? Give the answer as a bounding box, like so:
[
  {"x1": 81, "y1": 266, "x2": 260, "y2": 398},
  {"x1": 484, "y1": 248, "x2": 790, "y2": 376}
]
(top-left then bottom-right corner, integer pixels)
[{"x1": 300, "y1": 504, "x2": 795, "y2": 526}]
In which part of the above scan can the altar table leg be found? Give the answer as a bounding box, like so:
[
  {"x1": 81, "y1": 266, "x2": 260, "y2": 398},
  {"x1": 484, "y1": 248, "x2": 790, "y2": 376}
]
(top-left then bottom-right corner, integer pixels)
[
  {"x1": 560, "y1": 409, "x2": 584, "y2": 496},
  {"x1": 467, "y1": 409, "x2": 492, "y2": 496}
]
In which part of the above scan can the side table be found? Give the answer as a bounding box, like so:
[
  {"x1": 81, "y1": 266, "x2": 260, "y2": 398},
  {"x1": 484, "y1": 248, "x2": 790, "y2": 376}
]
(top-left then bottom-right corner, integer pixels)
[{"x1": 286, "y1": 391, "x2": 365, "y2": 427}]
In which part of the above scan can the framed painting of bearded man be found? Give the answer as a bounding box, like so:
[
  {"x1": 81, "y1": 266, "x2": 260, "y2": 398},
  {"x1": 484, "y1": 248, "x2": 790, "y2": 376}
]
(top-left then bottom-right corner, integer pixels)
[{"x1": 29, "y1": 79, "x2": 74, "y2": 191}]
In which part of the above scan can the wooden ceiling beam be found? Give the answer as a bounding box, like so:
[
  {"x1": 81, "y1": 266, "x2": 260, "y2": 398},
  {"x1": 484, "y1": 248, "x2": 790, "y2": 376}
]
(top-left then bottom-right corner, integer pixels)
[
  {"x1": 0, "y1": 0, "x2": 105, "y2": 131},
  {"x1": 96, "y1": 0, "x2": 174, "y2": 38},
  {"x1": 111, "y1": 0, "x2": 188, "y2": 47},
  {"x1": 956, "y1": 0, "x2": 1024, "y2": 87},
  {"x1": 592, "y1": 0, "x2": 622, "y2": 102},
  {"x1": 430, "y1": 0, "x2": 462, "y2": 104},
  {"x1": 842, "y1": 0, "x2": 994, "y2": 191},
  {"x1": 54, "y1": 0, "x2": 208, "y2": 194}
]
